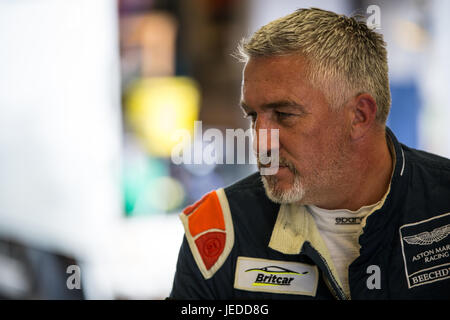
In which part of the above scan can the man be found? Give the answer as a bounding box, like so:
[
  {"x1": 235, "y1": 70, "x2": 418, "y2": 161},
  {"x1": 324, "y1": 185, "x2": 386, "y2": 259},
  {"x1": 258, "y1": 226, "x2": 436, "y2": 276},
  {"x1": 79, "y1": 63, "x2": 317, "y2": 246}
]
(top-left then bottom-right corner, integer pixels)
[{"x1": 170, "y1": 8, "x2": 450, "y2": 299}]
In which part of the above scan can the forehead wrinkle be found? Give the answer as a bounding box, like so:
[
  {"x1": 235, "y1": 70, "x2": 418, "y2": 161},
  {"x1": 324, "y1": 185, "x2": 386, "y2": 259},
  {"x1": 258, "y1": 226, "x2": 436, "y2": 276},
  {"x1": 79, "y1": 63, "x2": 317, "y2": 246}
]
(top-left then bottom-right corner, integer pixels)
[{"x1": 242, "y1": 57, "x2": 325, "y2": 114}]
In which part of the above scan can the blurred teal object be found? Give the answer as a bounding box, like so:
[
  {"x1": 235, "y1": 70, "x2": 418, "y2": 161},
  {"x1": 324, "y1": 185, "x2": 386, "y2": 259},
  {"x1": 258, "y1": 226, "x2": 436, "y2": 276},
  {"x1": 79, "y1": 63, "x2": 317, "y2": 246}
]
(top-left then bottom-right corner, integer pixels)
[{"x1": 123, "y1": 157, "x2": 169, "y2": 216}]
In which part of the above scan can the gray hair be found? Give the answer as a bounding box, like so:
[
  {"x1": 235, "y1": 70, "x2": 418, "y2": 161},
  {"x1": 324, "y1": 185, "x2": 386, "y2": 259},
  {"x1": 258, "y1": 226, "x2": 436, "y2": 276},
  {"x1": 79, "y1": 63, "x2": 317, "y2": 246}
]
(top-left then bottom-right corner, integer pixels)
[{"x1": 236, "y1": 8, "x2": 391, "y2": 124}]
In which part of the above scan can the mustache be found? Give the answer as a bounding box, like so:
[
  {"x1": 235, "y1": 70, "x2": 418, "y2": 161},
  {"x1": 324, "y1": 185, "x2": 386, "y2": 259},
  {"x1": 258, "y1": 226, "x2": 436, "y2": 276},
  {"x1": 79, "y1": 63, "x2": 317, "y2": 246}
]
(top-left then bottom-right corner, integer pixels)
[{"x1": 257, "y1": 156, "x2": 297, "y2": 173}]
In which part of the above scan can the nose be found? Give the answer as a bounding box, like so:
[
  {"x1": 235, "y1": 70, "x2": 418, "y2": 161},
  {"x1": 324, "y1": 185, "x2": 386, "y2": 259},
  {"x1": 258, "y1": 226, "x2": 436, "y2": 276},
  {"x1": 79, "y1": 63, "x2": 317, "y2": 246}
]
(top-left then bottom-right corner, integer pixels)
[{"x1": 253, "y1": 114, "x2": 279, "y2": 161}]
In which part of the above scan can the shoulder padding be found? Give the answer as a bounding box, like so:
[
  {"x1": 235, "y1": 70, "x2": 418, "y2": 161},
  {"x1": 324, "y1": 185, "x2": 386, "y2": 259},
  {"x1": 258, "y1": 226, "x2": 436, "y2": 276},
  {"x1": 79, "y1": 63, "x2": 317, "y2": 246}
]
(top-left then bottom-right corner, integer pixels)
[{"x1": 180, "y1": 188, "x2": 234, "y2": 279}]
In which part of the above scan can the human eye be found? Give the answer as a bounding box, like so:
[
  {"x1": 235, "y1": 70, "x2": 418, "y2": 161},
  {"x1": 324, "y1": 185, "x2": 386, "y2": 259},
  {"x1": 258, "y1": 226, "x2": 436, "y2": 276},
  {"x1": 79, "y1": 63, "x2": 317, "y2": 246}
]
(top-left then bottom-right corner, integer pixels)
[{"x1": 275, "y1": 111, "x2": 294, "y2": 121}]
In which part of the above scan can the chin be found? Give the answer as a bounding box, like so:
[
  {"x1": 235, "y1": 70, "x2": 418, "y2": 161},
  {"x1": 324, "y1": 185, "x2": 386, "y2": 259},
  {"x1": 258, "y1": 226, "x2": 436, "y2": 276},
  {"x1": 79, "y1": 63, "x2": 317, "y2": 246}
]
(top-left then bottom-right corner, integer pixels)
[{"x1": 261, "y1": 173, "x2": 305, "y2": 204}]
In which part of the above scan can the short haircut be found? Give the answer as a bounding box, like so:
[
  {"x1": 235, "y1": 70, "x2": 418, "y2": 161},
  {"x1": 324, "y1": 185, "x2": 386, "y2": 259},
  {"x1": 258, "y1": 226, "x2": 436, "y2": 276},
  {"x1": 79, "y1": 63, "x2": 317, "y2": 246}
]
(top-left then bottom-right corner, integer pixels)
[{"x1": 236, "y1": 8, "x2": 391, "y2": 124}]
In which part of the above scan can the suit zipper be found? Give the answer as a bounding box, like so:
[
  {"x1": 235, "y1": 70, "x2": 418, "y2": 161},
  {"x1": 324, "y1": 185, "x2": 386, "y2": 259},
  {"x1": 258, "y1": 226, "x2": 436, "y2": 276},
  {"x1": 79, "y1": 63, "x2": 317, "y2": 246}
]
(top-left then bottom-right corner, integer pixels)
[
  {"x1": 303, "y1": 242, "x2": 348, "y2": 300},
  {"x1": 323, "y1": 275, "x2": 339, "y2": 300},
  {"x1": 316, "y1": 250, "x2": 348, "y2": 300}
]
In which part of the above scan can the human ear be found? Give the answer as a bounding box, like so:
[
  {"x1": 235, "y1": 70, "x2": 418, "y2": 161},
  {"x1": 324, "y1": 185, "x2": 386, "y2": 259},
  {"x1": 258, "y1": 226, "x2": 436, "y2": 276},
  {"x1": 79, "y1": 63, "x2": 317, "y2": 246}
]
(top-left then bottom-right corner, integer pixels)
[{"x1": 349, "y1": 93, "x2": 377, "y2": 140}]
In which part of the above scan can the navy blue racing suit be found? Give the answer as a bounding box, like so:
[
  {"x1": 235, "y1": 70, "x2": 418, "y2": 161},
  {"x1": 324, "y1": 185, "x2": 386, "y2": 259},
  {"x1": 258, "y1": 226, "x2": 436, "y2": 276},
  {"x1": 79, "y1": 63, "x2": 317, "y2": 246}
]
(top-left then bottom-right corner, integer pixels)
[{"x1": 170, "y1": 127, "x2": 450, "y2": 299}]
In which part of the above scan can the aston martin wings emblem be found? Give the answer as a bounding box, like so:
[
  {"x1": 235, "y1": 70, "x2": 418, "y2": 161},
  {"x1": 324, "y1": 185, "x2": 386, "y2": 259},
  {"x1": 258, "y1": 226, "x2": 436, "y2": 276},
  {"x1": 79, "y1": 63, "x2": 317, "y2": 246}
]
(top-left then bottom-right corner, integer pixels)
[{"x1": 403, "y1": 224, "x2": 450, "y2": 245}]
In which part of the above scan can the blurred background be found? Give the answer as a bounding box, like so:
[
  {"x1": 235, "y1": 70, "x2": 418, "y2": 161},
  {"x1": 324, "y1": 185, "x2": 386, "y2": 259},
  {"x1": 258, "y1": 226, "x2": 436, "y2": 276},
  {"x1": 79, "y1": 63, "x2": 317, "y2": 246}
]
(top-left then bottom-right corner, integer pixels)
[{"x1": 0, "y1": 0, "x2": 449, "y2": 299}]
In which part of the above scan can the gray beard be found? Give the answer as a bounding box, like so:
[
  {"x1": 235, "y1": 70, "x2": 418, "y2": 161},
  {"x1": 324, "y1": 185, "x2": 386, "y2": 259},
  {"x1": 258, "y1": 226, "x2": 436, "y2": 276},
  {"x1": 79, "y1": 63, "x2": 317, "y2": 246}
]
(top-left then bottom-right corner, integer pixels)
[{"x1": 261, "y1": 171, "x2": 305, "y2": 204}]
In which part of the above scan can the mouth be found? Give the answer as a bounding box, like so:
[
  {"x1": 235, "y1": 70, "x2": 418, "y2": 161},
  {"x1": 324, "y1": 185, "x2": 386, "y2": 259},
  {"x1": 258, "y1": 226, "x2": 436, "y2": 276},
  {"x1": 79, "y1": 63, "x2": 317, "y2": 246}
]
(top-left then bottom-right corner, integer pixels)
[
  {"x1": 258, "y1": 163, "x2": 295, "y2": 178},
  {"x1": 259, "y1": 163, "x2": 288, "y2": 169},
  {"x1": 257, "y1": 155, "x2": 298, "y2": 177}
]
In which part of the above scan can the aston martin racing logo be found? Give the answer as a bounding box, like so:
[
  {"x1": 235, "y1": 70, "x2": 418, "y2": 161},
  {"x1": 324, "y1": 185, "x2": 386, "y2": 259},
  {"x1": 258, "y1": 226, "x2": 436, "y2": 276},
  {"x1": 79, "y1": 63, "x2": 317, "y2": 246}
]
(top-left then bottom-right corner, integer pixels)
[
  {"x1": 245, "y1": 266, "x2": 308, "y2": 286},
  {"x1": 399, "y1": 213, "x2": 450, "y2": 289},
  {"x1": 403, "y1": 224, "x2": 450, "y2": 246}
]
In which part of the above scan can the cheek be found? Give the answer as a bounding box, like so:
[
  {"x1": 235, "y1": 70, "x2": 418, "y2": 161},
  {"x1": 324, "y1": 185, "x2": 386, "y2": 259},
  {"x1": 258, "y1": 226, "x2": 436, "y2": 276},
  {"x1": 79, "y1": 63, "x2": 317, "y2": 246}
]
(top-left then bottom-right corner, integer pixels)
[
  {"x1": 280, "y1": 133, "x2": 317, "y2": 169},
  {"x1": 282, "y1": 128, "x2": 342, "y2": 172}
]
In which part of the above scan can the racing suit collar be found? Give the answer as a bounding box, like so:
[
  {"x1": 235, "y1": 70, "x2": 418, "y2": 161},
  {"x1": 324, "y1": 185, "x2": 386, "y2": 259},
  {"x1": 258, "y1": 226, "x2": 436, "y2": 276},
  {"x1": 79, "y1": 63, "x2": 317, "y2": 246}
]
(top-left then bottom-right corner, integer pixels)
[{"x1": 356, "y1": 126, "x2": 408, "y2": 252}]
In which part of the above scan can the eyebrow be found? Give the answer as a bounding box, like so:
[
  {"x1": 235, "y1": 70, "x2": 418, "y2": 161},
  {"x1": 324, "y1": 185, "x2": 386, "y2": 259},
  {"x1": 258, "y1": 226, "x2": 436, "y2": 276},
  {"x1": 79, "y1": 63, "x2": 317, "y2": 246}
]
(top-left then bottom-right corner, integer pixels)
[{"x1": 240, "y1": 100, "x2": 307, "y2": 113}]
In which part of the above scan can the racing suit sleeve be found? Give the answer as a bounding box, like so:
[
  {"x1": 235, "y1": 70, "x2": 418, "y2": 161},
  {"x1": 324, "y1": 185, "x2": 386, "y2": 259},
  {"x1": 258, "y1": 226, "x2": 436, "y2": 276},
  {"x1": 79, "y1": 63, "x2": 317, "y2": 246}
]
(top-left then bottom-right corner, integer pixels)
[{"x1": 169, "y1": 236, "x2": 217, "y2": 300}]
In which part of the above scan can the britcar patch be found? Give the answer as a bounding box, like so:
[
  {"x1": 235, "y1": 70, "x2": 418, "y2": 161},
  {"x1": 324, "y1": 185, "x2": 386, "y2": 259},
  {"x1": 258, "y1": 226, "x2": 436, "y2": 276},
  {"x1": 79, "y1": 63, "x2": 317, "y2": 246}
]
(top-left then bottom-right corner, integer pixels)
[
  {"x1": 399, "y1": 212, "x2": 450, "y2": 288},
  {"x1": 234, "y1": 257, "x2": 318, "y2": 296}
]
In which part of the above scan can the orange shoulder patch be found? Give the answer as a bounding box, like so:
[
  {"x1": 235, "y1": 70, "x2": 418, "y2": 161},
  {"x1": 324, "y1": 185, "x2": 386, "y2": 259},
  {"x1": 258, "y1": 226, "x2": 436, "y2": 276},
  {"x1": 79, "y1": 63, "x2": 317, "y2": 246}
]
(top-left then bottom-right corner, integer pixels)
[
  {"x1": 180, "y1": 189, "x2": 234, "y2": 279},
  {"x1": 183, "y1": 190, "x2": 225, "y2": 237}
]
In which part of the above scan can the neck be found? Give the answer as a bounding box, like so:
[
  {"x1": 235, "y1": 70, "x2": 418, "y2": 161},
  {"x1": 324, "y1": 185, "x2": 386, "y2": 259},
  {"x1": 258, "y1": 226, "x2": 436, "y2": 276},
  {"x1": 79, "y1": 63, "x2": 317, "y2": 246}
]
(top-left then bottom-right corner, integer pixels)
[{"x1": 318, "y1": 128, "x2": 393, "y2": 211}]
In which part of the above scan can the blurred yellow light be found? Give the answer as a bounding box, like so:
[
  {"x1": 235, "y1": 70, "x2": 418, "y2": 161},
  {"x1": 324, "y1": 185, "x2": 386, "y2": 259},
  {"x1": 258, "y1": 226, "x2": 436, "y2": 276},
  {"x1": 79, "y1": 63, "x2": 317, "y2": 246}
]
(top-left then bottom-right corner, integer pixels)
[{"x1": 125, "y1": 77, "x2": 200, "y2": 157}]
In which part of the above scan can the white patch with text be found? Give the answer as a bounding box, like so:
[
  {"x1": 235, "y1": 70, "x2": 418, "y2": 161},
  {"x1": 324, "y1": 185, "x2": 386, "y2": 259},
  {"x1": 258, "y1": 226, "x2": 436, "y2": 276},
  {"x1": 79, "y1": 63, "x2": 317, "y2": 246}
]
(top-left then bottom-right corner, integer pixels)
[{"x1": 234, "y1": 257, "x2": 318, "y2": 296}]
